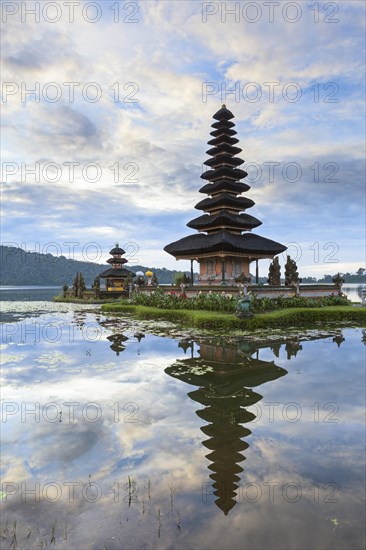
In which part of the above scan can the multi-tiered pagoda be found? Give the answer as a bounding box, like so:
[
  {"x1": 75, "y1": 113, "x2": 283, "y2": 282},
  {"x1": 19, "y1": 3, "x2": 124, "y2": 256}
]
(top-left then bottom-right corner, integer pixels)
[
  {"x1": 99, "y1": 243, "x2": 133, "y2": 293},
  {"x1": 164, "y1": 105, "x2": 287, "y2": 285}
]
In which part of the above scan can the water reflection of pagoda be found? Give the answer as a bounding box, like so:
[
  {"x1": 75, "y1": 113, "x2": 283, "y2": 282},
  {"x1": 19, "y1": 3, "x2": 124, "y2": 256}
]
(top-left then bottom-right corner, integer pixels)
[
  {"x1": 165, "y1": 341, "x2": 287, "y2": 515},
  {"x1": 107, "y1": 333, "x2": 128, "y2": 356}
]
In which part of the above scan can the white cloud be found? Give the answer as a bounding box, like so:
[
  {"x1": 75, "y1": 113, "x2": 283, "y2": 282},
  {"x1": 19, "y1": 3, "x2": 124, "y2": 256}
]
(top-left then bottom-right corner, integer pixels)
[{"x1": 1, "y1": 0, "x2": 364, "y2": 275}]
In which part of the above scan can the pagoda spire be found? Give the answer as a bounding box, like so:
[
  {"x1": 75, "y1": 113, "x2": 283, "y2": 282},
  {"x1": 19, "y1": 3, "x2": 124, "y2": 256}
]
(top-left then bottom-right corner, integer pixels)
[
  {"x1": 195, "y1": 104, "x2": 258, "y2": 231},
  {"x1": 164, "y1": 105, "x2": 286, "y2": 285}
]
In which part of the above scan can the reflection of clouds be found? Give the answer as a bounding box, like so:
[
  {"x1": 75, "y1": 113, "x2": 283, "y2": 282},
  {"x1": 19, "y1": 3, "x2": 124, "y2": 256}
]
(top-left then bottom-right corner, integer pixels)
[
  {"x1": 1, "y1": 456, "x2": 30, "y2": 484},
  {"x1": 0, "y1": 353, "x2": 25, "y2": 364},
  {"x1": 255, "y1": 331, "x2": 365, "y2": 424},
  {"x1": 3, "y1": 419, "x2": 119, "y2": 485},
  {"x1": 1, "y1": 318, "x2": 365, "y2": 548},
  {"x1": 2, "y1": 2, "x2": 364, "y2": 273},
  {"x1": 28, "y1": 423, "x2": 100, "y2": 468},
  {"x1": 36, "y1": 351, "x2": 74, "y2": 369}
]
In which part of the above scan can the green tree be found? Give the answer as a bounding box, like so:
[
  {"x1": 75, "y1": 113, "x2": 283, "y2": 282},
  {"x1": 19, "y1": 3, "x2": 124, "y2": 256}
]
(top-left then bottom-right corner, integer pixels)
[
  {"x1": 174, "y1": 272, "x2": 190, "y2": 286},
  {"x1": 92, "y1": 275, "x2": 100, "y2": 298},
  {"x1": 78, "y1": 272, "x2": 86, "y2": 298},
  {"x1": 73, "y1": 272, "x2": 79, "y2": 297}
]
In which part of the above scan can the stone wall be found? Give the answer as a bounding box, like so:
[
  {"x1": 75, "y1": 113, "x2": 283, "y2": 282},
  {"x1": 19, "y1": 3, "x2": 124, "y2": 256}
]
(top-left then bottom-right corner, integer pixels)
[{"x1": 136, "y1": 284, "x2": 340, "y2": 298}]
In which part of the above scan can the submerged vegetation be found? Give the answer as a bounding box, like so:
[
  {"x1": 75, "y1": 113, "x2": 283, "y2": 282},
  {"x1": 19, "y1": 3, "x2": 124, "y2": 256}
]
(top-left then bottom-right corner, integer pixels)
[
  {"x1": 54, "y1": 285, "x2": 364, "y2": 330},
  {"x1": 1, "y1": 477, "x2": 182, "y2": 549},
  {"x1": 54, "y1": 293, "x2": 116, "y2": 303},
  {"x1": 101, "y1": 303, "x2": 366, "y2": 330},
  {"x1": 101, "y1": 289, "x2": 364, "y2": 330}
]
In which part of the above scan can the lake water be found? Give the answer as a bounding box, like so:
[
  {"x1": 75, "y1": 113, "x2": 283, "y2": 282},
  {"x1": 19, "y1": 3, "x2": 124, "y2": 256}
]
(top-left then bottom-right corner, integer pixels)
[
  {"x1": 341, "y1": 284, "x2": 364, "y2": 303},
  {"x1": 0, "y1": 290, "x2": 365, "y2": 549},
  {"x1": 0, "y1": 286, "x2": 62, "y2": 302}
]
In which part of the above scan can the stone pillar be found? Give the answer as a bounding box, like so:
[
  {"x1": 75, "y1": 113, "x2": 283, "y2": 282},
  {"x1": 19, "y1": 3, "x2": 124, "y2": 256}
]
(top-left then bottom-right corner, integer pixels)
[
  {"x1": 255, "y1": 259, "x2": 259, "y2": 284},
  {"x1": 198, "y1": 259, "x2": 206, "y2": 285},
  {"x1": 221, "y1": 258, "x2": 226, "y2": 286},
  {"x1": 242, "y1": 258, "x2": 250, "y2": 277},
  {"x1": 190, "y1": 259, "x2": 194, "y2": 286}
]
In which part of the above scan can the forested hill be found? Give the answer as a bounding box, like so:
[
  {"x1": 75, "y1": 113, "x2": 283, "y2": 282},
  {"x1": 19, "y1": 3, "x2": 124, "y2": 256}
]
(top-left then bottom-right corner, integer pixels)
[
  {"x1": 0, "y1": 246, "x2": 185, "y2": 285},
  {"x1": 1, "y1": 246, "x2": 364, "y2": 286}
]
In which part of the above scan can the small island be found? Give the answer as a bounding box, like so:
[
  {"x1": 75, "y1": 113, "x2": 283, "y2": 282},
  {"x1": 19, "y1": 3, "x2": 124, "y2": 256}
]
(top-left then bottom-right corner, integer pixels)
[{"x1": 54, "y1": 105, "x2": 365, "y2": 330}]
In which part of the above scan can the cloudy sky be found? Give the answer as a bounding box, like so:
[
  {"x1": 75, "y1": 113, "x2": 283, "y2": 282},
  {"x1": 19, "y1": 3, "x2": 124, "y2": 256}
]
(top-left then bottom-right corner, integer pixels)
[{"x1": 1, "y1": 0, "x2": 365, "y2": 277}]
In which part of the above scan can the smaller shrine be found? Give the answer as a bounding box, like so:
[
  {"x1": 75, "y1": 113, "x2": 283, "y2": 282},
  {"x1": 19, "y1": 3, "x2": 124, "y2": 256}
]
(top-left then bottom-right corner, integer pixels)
[{"x1": 99, "y1": 243, "x2": 134, "y2": 294}]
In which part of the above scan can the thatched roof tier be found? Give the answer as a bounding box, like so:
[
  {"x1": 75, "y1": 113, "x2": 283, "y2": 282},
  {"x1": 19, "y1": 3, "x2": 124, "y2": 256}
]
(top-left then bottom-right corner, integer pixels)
[
  {"x1": 187, "y1": 211, "x2": 262, "y2": 232},
  {"x1": 207, "y1": 135, "x2": 239, "y2": 146},
  {"x1": 213, "y1": 104, "x2": 235, "y2": 120},
  {"x1": 210, "y1": 128, "x2": 237, "y2": 138},
  {"x1": 164, "y1": 231, "x2": 286, "y2": 259},
  {"x1": 99, "y1": 267, "x2": 134, "y2": 278},
  {"x1": 211, "y1": 120, "x2": 235, "y2": 130},
  {"x1": 106, "y1": 257, "x2": 128, "y2": 265},
  {"x1": 206, "y1": 144, "x2": 242, "y2": 156},
  {"x1": 204, "y1": 155, "x2": 244, "y2": 168},
  {"x1": 199, "y1": 180, "x2": 250, "y2": 195},
  {"x1": 201, "y1": 167, "x2": 247, "y2": 181},
  {"x1": 195, "y1": 193, "x2": 254, "y2": 212},
  {"x1": 109, "y1": 244, "x2": 125, "y2": 255}
]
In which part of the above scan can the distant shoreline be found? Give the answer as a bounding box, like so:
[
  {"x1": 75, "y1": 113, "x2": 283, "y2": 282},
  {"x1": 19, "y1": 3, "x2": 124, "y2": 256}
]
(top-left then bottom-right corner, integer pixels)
[
  {"x1": 1, "y1": 283, "x2": 363, "y2": 294},
  {"x1": 0, "y1": 285, "x2": 62, "y2": 289}
]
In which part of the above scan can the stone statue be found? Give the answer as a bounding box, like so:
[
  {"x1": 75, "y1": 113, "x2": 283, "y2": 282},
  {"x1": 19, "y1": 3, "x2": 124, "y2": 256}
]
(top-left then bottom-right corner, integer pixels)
[
  {"x1": 268, "y1": 257, "x2": 281, "y2": 286},
  {"x1": 284, "y1": 255, "x2": 300, "y2": 286}
]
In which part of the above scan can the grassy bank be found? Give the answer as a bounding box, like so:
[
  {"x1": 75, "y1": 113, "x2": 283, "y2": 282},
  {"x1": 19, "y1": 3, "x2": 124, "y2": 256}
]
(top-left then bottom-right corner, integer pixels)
[
  {"x1": 101, "y1": 303, "x2": 366, "y2": 330},
  {"x1": 54, "y1": 294, "x2": 117, "y2": 304}
]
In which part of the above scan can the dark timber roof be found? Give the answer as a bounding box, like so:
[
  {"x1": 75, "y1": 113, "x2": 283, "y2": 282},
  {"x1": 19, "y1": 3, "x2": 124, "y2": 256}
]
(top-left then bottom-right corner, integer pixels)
[
  {"x1": 99, "y1": 267, "x2": 134, "y2": 278},
  {"x1": 199, "y1": 180, "x2": 250, "y2": 195},
  {"x1": 206, "y1": 145, "x2": 242, "y2": 156},
  {"x1": 204, "y1": 155, "x2": 244, "y2": 168},
  {"x1": 107, "y1": 257, "x2": 128, "y2": 265},
  {"x1": 164, "y1": 231, "x2": 286, "y2": 258},
  {"x1": 211, "y1": 120, "x2": 235, "y2": 129},
  {"x1": 109, "y1": 243, "x2": 125, "y2": 255},
  {"x1": 213, "y1": 104, "x2": 235, "y2": 120},
  {"x1": 187, "y1": 210, "x2": 262, "y2": 231},
  {"x1": 210, "y1": 128, "x2": 237, "y2": 138},
  {"x1": 201, "y1": 167, "x2": 247, "y2": 181},
  {"x1": 195, "y1": 194, "x2": 255, "y2": 212},
  {"x1": 207, "y1": 135, "x2": 239, "y2": 146}
]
